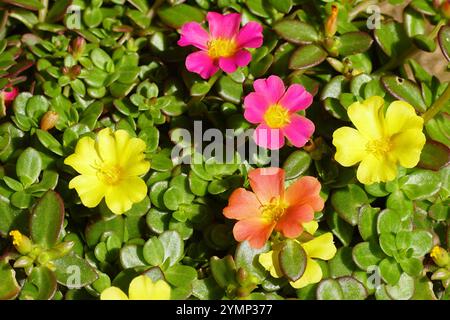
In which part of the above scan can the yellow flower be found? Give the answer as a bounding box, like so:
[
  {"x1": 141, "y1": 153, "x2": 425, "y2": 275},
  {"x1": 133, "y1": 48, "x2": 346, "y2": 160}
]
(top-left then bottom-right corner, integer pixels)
[
  {"x1": 332, "y1": 96, "x2": 425, "y2": 185},
  {"x1": 100, "y1": 275, "x2": 171, "y2": 300},
  {"x1": 258, "y1": 223, "x2": 336, "y2": 289},
  {"x1": 430, "y1": 246, "x2": 449, "y2": 268},
  {"x1": 64, "y1": 128, "x2": 150, "y2": 215},
  {"x1": 9, "y1": 230, "x2": 32, "y2": 255}
]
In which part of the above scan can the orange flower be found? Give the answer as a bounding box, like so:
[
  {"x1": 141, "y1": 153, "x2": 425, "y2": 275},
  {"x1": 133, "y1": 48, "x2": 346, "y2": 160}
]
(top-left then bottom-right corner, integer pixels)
[{"x1": 223, "y1": 168, "x2": 324, "y2": 248}]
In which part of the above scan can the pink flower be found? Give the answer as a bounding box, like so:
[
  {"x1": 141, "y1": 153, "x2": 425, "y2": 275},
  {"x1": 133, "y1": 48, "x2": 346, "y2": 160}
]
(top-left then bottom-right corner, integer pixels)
[
  {"x1": 243, "y1": 75, "x2": 315, "y2": 150},
  {"x1": 1, "y1": 86, "x2": 18, "y2": 105},
  {"x1": 177, "y1": 12, "x2": 263, "y2": 79}
]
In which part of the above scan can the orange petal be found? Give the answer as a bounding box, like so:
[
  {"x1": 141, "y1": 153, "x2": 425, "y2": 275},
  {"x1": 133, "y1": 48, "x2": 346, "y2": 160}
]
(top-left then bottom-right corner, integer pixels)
[
  {"x1": 233, "y1": 218, "x2": 275, "y2": 249},
  {"x1": 223, "y1": 188, "x2": 262, "y2": 220},
  {"x1": 285, "y1": 176, "x2": 324, "y2": 211},
  {"x1": 275, "y1": 204, "x2": 314, "y2": 238},
  {"x1": 248, "y1": 167, "x2": 285, "y2": 204}
]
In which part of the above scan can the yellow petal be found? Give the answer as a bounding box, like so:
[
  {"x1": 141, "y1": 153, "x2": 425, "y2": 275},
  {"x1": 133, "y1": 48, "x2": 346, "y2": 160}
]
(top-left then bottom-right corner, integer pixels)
[
  {"x1": 104, "y1": 176, "x2": 147, "y2": 214},
  {"x1": 332, "y1": 127, "x2": 367, "y2": 167},
  {"x1": 390, "y1": 129, "x2": 426, "y2": 168},
  {"x1": 290, "y1": 258, "x2": 322, "y2": 289},
  {"x1": 68, "y1": 175, "x2": 106, "y2": 208},
  {"x1": 258, "y1": 251, "x2": 283, "y2": 278},
  {"x1": 347, "y1": 96, "x2": 385, "y2": 140},
  {"x1": 301, "y1": 232, "x2": 337, "y2": 260},
  {"x1": 302, "y1": 220, "x2": 318, "y2": 235},
  {"x1": 128, "y1": 276, "x2": 171, "y2": 300},
  {"x1": 96, "y1": 128, "x2": 117, "y2": 164},
  {"x1": 356, "y1": 154, "x2": 397, "y2": 185},
  {"x1": 64, "y1": 136, "x2": 100, "y2": 175},
  {"x1": 100, "y1": 287, "x2": 129, "y2": 300},
  {"x1": 385, "y1": 101, "x2": 423, "y2": 136}
]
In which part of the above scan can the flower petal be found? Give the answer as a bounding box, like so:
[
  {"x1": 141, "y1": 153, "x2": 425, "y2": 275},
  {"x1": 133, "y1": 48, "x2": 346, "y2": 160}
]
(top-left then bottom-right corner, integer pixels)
[
  {"x1": 207, "y1": 12, "x2": 241, "y2": 38},
  {"x1": 96, "y1": 128, "x2": 117, "y2": 164},
  {"x1": 118, "y1": 135, "x2": 150, "y2": 177},
  {"x1": 275, "y1": 204, "x2": 314, "y2": 238},
  {"x1": 302, "y1": 232, "x2": 337, "y2": 260},
  {"x1": 68, "y1": 175, "x2": 106, "y2": 208},
  {"x1": 282, "y1": 114, "x2": 314, "y2": 148},
  {"x1": 223, "y1": 188, "x2": 262, "y2": 220},
  {"x1": 356, "y1": 154, "x2": 397, "y2": 185},
  {"x1": 177, "y1": 22, "x2": 209, "y2": 49},
  {"x1": 185, "y1": 51, "x2": 219, "y2": 79},
  {"x1": 248, "y1": 167, "x2": 285, "y2": 204},
  {"x1": 237, "y1": 21, "x2": 263, "y2": 48},
  {"x1": 385, "y1": 101, "x2": 424, "y2": 136},
  {"x1": 285, "y1": 176, "x2": 324, "y2": 211},
  {"x1": 64, "y1": 136, "x2": 100, "y2": 175},
  {"x1": 302, "y1": 220, "x2": 319, "y2": 235},
  {"x1": 105, "y1": 176, "x2": 147, "y2": 214},
  {"x1": 233, "y1": 218, "x2": 274, "y2": 249},
  {"x1": 290, "y1": 258, "x2": 322, "y2": 289},
  {"x1": 390, "y1": 129, "x2": 426, "y2": 168},
  {"x1": 100, "y1": 287, "x2": 129, "y2": 300},
  {"x1": 253, "y1": 75, "x2": 286, "y2": 105},
  {"x1": 243, "y1": 92, "x2": 270, "y2": 124},
  {"x1": 129, "y1": 276, "x2": 171, "y2": 300},
  {"x1": 253, "y1": 123, "x2": 285, "y2": 150},
  {"x1": 258, "y1": 250, "x2": 283, "y2": 278},
  {"x1": 347, "y1": 96, "x2": 385, "y2": 140},
  {"x1": 332, "y1": 126, "x2": 367, "y2": 167},
  {"x1": 218, "y1": 49, "x2": 252, "y2": 73},
  {"x1": 279, "y1": 84, "x2": 313, "y2": 112}
]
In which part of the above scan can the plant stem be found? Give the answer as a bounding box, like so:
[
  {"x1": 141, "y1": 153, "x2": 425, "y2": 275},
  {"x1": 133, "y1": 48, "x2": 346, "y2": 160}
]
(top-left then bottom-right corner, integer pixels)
[
  {"x1": 187, "y1": 71, "x2": 223, "y2": 107},
  {"x1": 348, "y1": 0, "x2": 378, "y2": 21},
  {"x1": 39, "y1": 0, "x2": 48, "y2": 22},
  {"x1": 147, "y1": 0, "x2": 165, "y2": 21},
  {"x1": 422, "y1": 84, "x2": 450, "y2": 123}
]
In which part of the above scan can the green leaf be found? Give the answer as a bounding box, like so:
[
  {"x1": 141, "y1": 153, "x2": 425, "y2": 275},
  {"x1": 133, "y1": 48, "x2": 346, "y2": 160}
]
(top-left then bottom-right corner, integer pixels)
[
  {"x1": 90, "y1": 48, "x2": 113, "y2": 71},
  {"x1": 119, "y1": 244, "x2": 147, "y2": 269},
  {"x1": 210, "y1": 255, "x2": 237, "y2": 288},
  {"x1": 273, "y1": 20, "x2": 319, "y2": 44},
  {"x1": 30, "y1": 190, "x2": 64, "y2": 248},
  {"x1": 165, "y1": 265, "x2": 197, "y2": 288},
  {"x1": 381, "y1": 76, "x2": 427, "y2": 112},
  {"x1": 216, "y1": 75, "x2": 243, "y2": 104},
  {"x1": 326, "y1": 210, "x2": 354, "y2": 246},
  {"x1": 418, "y1": 140, "x2": 449, "y2": 171},
  {"x1": 352, "y1": 242, "x2": 385, "y2": 270},
  {"x1": 400, "y1": 169, "x2": 442, "y2": 200},
  {"x1": 269, "y1": 0, "x2": 292, "y2": 13},
  {"x1": 399, "y1": 257, "x2": 423, "y2": 277},
  {"x1": 379, "y1": 258, "x2": 402, "y2": 286},
  {"x1": 412, "y1": 276, "x2": 438, "y2": 300},
  {"x1": 358, "y1": 205, "x2": 379, "y2": 241},
  {"x1": 438, "y1": 26, "x2": 450, "y2": 61},
  {"x1": 36, "y1": 129, "x2": 64, "y2": 156},
  {"x1": 2, "y1": 0, "x2": 44, "y2": 10},
  {"x1": 143, "y1": 236, "x2": 165, "y2": 266},
  {"x1": 377, "y1": 209, "x2": 402, "y2": 235},
  {"x1": 0, "y1": 196, "x2": 26, "y2": 236},
  {"x1": 379, "y1": 233, "x2": 397, "y2": 257},
  {"x1": 279, "y1": 239, "x2": 307, "y2": 282},
  {"x1": 282, "y1": 151, "x2": 311, "y2": 180},
  {"x1": 328, "y1": 247, "x2": 357, "y2": 278},
  {"x1": 0, "y1": 262, "x2": 20, "y2": 300},
  {"x1": 385, "y1": 273, "x2": 415, "y2": 300},
  {"x1": 374, "y1": 21, "x2": 412, "y2": 57},
  {"x1": 410, "y1": 0, "x2": 437, "y2": 15},
  {"x1": 338, "y1": 32, "x2": 373, "y2": 56},
  {"x1": 336, "y1": 277, "x2": 368, "y2": 300},
  {"x1": 289, "y1": 44, "x2": 328, "y2": 70},
  {"x1": 53, "y1": 253, "x2": 99, "y2": 289},
  {"x1": 157, "y1": 4, "x2": 205, "y2": 29},
  {"x1": 409, "y1": 230, "x2": 433, "y2": 257},
  {"x1": 331, "y1": 184, "x2": 369, "y2": 226},
  {"x1": 192, "y1": 277, "x2": 223, "y2": 300},
  {"x1": 85, "y1": 215, "x2": 125, "y2": 247},
  {"x1": 386, "y1": 190, "x2": 414, "y2": 220},
  {"x1": 16, "y1": 147, "x2": 42, "y2": 187},
  {"x1": 159, "y1": 230, "x2": 184, "y2": 267},
  {"x1": 403, "y1": 7, "x2": 426, "y2": 37},
  {"x1": 234, "y1": 241, "x2": 270, "y2": 282},
  {"x1": 21, "y1": 266, "x2": 57, "y2": 300},
  {"x1": 316, "y1": 279, "x2": 344, "y2": 300}
]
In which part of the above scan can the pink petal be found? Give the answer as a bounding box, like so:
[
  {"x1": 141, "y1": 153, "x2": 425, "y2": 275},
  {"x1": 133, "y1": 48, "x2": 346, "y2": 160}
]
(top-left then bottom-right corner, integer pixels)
[
  {"x1": 253, "y1": 75, "x2": 286, "y2": 105},
  {"x1": 248, "y1": 167, "x2": 285, "y2": 204},
  {"x1": 237, "y1": 21, "x2": 264, "y2": 48},
  {"x1": 279, "y1": 84, "x2": 313, "y2": 112},
  {"x1": 253, "y1": 123, "x2": 285, "y2": 150},
  {"x1": 185, "y1": 51, "x2": 219, "y2": 79},
  {"x1": 285, "y1": 176, "x2": 324, "y2": 211},
  {"x1": 218, "y1": 50, "x2": 252, "y2": 73},
  {"x1": 223, "y1": 188, "x2": 262, "y2": 220},
  {"x1": 177, "y1": 22, "x2": 209, "y2": 49},
  {"x1": 243, "y1": 92, "x2": 270, "y2": 124},
  {"x1": 275, "y1": 204, "x2": 314, "y2": 238},
  {"x1": 233, "y1": 218, "x2": 275, "y2": 249},
  {"x1": 207, "y1": 12, "x2": 241, "y2": 39},
  {"x1": 282, "y1": 114, "x2": 314, "y2": 147}
]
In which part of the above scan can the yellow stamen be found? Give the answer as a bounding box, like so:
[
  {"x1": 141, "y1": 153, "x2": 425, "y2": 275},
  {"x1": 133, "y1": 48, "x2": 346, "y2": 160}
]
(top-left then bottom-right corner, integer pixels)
[
  {"x1": 365, "y1": 138, "x2": 392, "y2": 158},
  {"x1": 207, "y1": 38, "x2": 237, "y2": 59},
  {"x1": 261, "y1": 197, "x2": 288, "y2": 222},
  {"x1": 95, "y1": 163, "x2": 122, "y2": 185},
  {"x1": 264, "y1": 104, "x2": 291, "y2": 129},
  {"x1": 9, "y1": 230, "x2": 23, "y2": 247}
]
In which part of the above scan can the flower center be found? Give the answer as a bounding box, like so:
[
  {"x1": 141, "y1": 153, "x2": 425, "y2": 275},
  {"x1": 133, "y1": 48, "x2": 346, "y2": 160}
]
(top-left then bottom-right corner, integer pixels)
[
  {"x1": 207, "y1": 38, "x2": 237, "y2": 59},
  {"x1": 261, "y1": 197, "x2": 288, "y2": 222},
  {"x1": 264, "y1": 104, "x2": 291, "y2": 129},
  {"x1": 366, "y1": 138, "x2": 392, "y2": 158},
  {"x1": 96, "y1": 163, "x2": 122, "y2": 185},
  {"x1": 9, "y1": 230, "x2": 23, "y2": 246}
]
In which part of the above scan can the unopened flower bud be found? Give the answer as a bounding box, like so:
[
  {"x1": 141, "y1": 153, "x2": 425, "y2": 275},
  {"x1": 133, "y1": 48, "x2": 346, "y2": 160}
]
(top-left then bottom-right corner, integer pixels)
[
  {"x1": 13, "y1": 256, "x2": 34, "y2": 268},
  {"x1": 430, "y1": 246, "x2": 449, "y2": 267},
  {"x1": 1, "y1": 86, "x2": 19, "y2": 106},
  {"x1": 40, "y1": 111, "x2": 59, "y2": 131},
  {"x1": 441, "y1": 1, "x2": 450, "y2": 19},
  {"x1": 72, "y1": 37, "x2": 86, "y2": 58},
  {"x1": 325, "y1": 5, "x2": 339, "y2": 38},
  {"x1": 9, "y1": 230, "x2": 33, "y2": 255}
]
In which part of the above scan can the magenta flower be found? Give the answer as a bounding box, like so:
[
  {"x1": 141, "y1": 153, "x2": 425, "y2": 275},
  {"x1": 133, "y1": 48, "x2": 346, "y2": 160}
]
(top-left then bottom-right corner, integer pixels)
[
  {"x1": 243, "y1": 75, "x2": 315, "y2": 150},
  {"x1": 177, "y1": 12, "x2": 263, "y2": 79},
  {"x1": 1, "y1": 86, "x2": 18, "y2": 105}
]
